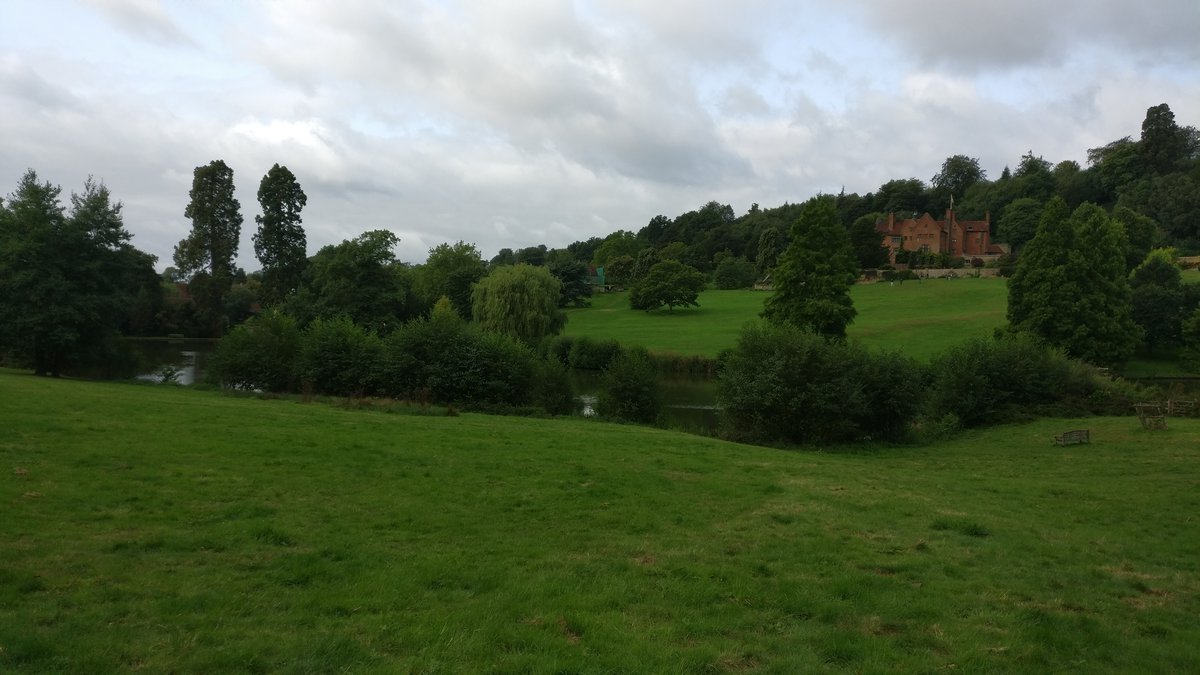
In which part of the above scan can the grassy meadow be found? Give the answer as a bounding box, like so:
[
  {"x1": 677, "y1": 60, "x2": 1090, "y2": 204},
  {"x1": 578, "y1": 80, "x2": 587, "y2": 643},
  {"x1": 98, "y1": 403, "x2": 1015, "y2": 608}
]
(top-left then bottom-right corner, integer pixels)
[
  {"x1": 3, "y1": 369, "x2": 1199, "y2": 673},
  {"x1": 564, "y1": 277, "x2": 1009, "y2": 360}
]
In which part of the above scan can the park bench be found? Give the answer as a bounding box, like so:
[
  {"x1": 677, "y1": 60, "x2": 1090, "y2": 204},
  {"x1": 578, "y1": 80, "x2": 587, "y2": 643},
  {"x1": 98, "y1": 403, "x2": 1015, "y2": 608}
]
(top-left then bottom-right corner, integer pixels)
[
  {"x1": 1053, "y1": 429, "x2": 1090, "y2": 445},
  {"x1": 1134, "y1": 403, "x2": 1167, "y2": 430}
]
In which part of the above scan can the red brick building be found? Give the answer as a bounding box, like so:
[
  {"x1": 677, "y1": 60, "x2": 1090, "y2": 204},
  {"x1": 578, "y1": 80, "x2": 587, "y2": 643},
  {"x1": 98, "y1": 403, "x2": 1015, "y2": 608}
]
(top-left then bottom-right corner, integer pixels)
[{"x1": 876, "y1": 209, "x2": 1003, "y2": 261}]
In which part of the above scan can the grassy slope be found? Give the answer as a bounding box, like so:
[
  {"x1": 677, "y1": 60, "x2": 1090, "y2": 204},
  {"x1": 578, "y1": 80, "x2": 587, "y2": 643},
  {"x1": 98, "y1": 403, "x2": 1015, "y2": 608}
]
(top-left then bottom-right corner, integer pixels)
[
  {"x1": 3, "y1": 370, "x2": 1199, "y2": 673},
  {"x1": 565, "y1": 277, "x2": 1008, "y2": 360}
]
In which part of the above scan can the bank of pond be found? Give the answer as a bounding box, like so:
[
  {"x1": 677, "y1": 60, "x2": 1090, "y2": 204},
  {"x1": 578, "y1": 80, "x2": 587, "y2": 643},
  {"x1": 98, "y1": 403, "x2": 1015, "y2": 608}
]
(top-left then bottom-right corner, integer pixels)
[{"x1": 106, "y1": 314, "x2": 1197, "y2": 449}]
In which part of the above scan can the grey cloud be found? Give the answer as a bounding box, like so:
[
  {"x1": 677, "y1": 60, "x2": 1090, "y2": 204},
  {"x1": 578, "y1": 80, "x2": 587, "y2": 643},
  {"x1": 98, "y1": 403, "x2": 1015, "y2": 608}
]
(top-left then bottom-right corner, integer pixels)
[
  {"x1": 839, "y1": 0, "x2": 1200, "y2": 72},
  {"x1": 82, "y1": 0, "x2": 196, "y2": 47},
  {"x1": 0, "y1": 58, "x2": 80, "y2": 111},
  {"x1": 249, "y1": 1, "x2": 751, "y2": 188}
]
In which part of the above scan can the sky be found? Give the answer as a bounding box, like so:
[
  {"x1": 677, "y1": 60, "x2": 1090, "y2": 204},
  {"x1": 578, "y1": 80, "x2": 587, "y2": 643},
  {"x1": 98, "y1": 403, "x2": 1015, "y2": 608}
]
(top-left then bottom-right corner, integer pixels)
[{"x1": 2, "y1": 0, "x2": 1198, "y2": 269}]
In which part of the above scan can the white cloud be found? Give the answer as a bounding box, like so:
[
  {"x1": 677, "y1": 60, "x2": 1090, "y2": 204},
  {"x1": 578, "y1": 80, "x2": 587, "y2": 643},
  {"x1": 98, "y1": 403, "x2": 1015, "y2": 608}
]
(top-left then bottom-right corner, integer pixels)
[{"x1": 0, "y1": 0, "x2": 1197, "y2": 269}]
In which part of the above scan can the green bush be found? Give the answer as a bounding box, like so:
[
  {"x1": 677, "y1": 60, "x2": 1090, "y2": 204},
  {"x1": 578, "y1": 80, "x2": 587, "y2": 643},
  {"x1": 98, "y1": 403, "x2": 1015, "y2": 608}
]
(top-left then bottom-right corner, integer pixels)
[
  {"x1": 208, "y1": 310, "x2": 301, "y2": 392},
  {"x1": 541, "y1": 334, "x2": 575, "y2": 365},
  {"x1": 713, "y1": 256, "x2": 757, "y2": 290},
  {"x1": 531, "y1": 358, "x2": 577, "y2": 416},
  {"x1": 717, "y1": 322, "x2": 922, "y2": 445},
  {"x1": 568, "y1": 336, "x2": 622, "y2": 370},
  {"x1": 382, "y1": 315, "x2": 536, "y2": 406},
  {"x1": 296, "y1": 316, "x2": 384, "y2": 397},
  {"x1": 924, "y1": 332, "x2": 1146, "y2": 426},
  {"x1": 596, "y1": 346, "x2": 661, "y2": 424}
]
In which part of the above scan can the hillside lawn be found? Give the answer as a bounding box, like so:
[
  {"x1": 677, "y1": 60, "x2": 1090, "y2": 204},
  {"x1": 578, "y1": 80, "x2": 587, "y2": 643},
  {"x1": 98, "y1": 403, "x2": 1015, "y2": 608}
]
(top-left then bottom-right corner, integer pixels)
[
  {"x1": 3, "y1": 369, "x2": 1199, "y2": 673},
  {"x1": 565, "y1": 277, "x2": 1008, "y2": 360}
]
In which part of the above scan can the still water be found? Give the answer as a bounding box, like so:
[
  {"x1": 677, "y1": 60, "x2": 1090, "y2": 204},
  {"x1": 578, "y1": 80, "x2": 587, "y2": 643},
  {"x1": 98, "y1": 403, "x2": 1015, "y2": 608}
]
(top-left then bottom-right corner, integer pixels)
[{"x1": 127, "y1": 340, "x2": 720, "y2": 432}]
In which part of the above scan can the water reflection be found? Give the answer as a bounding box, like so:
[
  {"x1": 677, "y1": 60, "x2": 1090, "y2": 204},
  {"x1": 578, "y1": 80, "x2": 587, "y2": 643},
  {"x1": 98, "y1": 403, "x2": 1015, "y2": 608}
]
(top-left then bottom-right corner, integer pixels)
[
  {"x1": 126, "y1": 338, "x2": 216, "y2": 385},
  {"x1": 570, "y1": 370, "x2": 720, "y2": 434}
]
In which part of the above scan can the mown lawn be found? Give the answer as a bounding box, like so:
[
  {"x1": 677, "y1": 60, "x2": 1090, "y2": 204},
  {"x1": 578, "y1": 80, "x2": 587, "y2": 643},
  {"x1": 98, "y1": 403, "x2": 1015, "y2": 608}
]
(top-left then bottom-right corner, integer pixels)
[
  {"x1": 2, "y1": 370, "x2": 1198, "y2": 673},
  {"x1": 565, "y1": 277, "x2": 1008, "y2": 360}
]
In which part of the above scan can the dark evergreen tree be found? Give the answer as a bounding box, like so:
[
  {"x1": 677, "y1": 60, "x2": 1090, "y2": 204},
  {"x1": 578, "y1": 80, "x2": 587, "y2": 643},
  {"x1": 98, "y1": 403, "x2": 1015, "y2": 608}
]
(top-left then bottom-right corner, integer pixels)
[
  {"x1": 253, "y1": 164, "x2": 307, "y2": 306},
  {"x1": 174, "y1": 159, "x2": 243, "y2": 336},
  {"x1": 0, "y1": 172, "x2": 158, "y2": 375}
]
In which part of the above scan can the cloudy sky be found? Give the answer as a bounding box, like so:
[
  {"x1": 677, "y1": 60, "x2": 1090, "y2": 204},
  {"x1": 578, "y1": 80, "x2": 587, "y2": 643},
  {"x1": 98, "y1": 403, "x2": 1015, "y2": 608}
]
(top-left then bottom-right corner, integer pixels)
[{"x1": 2, "y1": 0, "x2": 1198, "y2": 268}]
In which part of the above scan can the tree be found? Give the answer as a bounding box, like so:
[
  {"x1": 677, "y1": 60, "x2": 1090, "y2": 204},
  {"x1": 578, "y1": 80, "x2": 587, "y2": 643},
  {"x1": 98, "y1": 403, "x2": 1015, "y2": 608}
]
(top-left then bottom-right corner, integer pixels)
[
  {"x1": 1129, "y1": 248, "x2": 1185, "y2": 353},
  {"x1": 515, "y1": 245, "x2": 547, "y2": 266},
  {"x1": 419, "y1": 241, "x2": 487, "y2": 319},
  {"x1": 1140, "y1": 103, "x2": 1196, "y2": 175},
  {"x1": 253, "y1": 164, "x2": 307, "y2": 306},
  {"x1": 490, "y1": 247, "x2": 515, "y2": 268},
  {"x1": 471, "y1": 264, "x2": 566, "y2": 345},
  {"x1": 595, "y1": 346, "x2": 660, "y2": 424},
  {"x1": 548, "y1": 258, "x2": 592, "y2": 307},
  {"x1": 875, "y1": 178, "x2": 929, "y2": 215},
  {"x1": 174, "y1": 159, "x2": 243, "y2": 336},
  {"x1": 1012, "y1": 151, "x2": 1056, "y2": 202},
  {"x1": 996, "y1": 198, "x2": 1043, "y2": 252},
  {"x1": 290, "y1": 230, "x2": 416, "y2": 333},
  {"x1": 1008, "y1": 199, "x2": 1140, "y2": 366},
  {"x1": 931, "y1": 155, "x2": 986, "y2": 212},
  {"x1": 762, "y1": 196, "x2": 858, "y2": 338},
  {"x1": 848, "y1": 213, "x2": 889, "y2": 269},
  {"x1": 592, "y1": 230, "x2": 640, "y2": 267},
  {"x1": 755, "y1": 226, "x2": 783, "y2": 278},
  {"x1": 713, "y1": 256, "x2": 757, "y2": 289},
  {"x1": 1113, "y1": 206, "x2": 1160, "y2": 271},
  {"x1": 629, "y1": 259, "x2": 706, "y2": 311},
  {"x1": 0, "y1": 171, "x2": 158, "y2": 375}
]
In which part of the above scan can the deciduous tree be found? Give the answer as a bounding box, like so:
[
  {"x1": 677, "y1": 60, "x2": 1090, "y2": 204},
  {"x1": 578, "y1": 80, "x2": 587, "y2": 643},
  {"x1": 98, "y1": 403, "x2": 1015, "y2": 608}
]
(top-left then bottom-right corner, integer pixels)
[
  {"x1": 629, "y1": 259, "x2": 706, "y2": 311},
  {"x1": 419, "y1": 241, "x2": 487, "y2": 319},
  {"x1": 1008, "y1": 199, "x2": 1140, "y2": 366},
  {"x1": 471, "y1": 264, "x2": 565, "y2": 345}
]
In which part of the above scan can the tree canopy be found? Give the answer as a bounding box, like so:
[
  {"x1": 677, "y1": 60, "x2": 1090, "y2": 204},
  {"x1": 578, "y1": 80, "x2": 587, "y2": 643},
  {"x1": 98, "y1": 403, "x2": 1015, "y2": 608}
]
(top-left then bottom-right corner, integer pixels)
[
  {"x1": 761, "y1": 196, "x2": 858, "y2": 338},
  {"x1": 629, "y1": 259, "x2": 706, "y2": 311},
  {"x1": 0, "y1": 171, "x2": 159, "y2": 376},
  {"x1": 1008, "y1": 199, "x2": 1140, "y2": 366},
  {"x1": 253, "y1": 164, "x2": 307, "y2": 306},
  {"x1": 174, "y1": 159, "x2": 243, "y2": 335},
  {"x1": 419, "y1": 241, "x2": 487, "y2": 319},
  {"x1": 289, "y1": 230, "x2": 416, "y2": 333},
  {"x1": 471, "y1": 264, "x2": 565, "y2": 345}
]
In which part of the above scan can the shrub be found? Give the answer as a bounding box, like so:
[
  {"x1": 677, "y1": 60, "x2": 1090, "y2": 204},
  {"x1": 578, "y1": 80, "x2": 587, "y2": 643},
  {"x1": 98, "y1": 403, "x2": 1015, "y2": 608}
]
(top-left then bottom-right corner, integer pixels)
[
  {"x1": 596, "y1": 346, "x2": 661, "y2": 424},
  {"x1": 382, "y1": 313, "x2": 536, "y2": 406},
  {"x1": 542, "y1": 334, "x2": 575, "y2": 365},
  {"x1": 717, "y1": 322, "x2": 921, "y2": 445},
  {"x1": 924, "y1": 332, "x2": 1145, "y2": 426},
  {"x1": 713, "y1": 256, "x2": 757, "y2": 290},
  {"x1": 296, "y1": 316, "x2": 384, "y2": 397},
  {"x1": 208, "y1": 310, "x2": 301, "y2": 392},
  {"x1": 531, "y1": 358, "x2": 577, "y2": 416},
  {"x1": 568, "y1": 336, "x2": 622, "y2": 370}
]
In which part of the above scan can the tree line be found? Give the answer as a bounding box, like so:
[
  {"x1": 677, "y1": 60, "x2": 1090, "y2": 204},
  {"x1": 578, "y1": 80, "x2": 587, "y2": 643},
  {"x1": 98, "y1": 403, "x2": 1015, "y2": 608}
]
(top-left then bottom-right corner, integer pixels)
[{"x1": 2, "y1": 102, "x2": 1196, "y2": 381}]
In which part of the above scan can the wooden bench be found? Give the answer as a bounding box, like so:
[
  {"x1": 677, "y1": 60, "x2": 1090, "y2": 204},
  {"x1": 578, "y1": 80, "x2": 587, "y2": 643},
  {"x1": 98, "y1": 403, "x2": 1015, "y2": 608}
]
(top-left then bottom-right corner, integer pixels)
[
  {"x1": 1134, "y1": 403, "x2": 1167, "y2": 430},
  {"x1": 1053, "y1": 429, "x2": 1090, "y2": 445}
]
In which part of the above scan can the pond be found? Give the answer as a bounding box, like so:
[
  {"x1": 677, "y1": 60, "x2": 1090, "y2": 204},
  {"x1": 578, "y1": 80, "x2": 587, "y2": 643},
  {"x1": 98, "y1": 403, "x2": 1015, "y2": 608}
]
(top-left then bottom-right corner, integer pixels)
[
  {"x1": 126, "y1": 339, "x2": 721, "y2": 432},
  {"x1": 570, "y1": 370, "x2": 720, "y2": 434},
  {"x1": 125, "y1": 338, "x2": 217, "y2": 386}
]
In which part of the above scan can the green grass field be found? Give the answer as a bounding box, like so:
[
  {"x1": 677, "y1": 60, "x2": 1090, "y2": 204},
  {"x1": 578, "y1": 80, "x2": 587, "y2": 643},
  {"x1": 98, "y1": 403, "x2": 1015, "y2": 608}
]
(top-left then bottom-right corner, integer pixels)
[
  {"x1": 3, "y1": 370, "x2": 1198, "y2": 673},
  {"x1": 565, "y1": 277, "x2": 1009, "y2": 360}
]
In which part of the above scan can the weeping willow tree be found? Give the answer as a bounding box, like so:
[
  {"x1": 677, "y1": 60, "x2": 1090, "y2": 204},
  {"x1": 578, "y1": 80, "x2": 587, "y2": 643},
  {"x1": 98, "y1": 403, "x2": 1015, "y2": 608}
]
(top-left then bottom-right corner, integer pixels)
[{"x1": 471, "y1": 264, "x2": 565, "y2": 346}]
